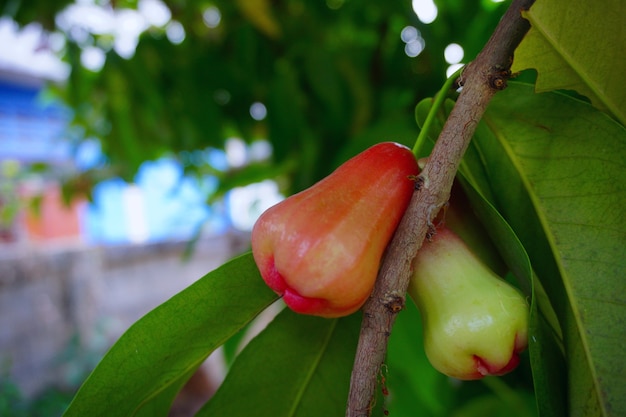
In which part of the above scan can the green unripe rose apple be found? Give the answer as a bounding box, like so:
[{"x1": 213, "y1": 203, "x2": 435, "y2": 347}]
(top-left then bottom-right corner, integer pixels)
[{"x1": 408, "y1": 227, "x2": 529, "y2": 380}]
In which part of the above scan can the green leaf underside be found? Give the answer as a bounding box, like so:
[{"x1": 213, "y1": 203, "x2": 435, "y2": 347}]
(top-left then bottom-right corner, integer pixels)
[
  {"x1": 199, "y1": 309, "x2": 361, "y2": 417},
  {"x1": 477, "y1": 83, "x2": 626, "y2": 417},
  {"x1": 450, "y1": 391, "x2": 537, "y2": 417},
  {"x1": 63, "y1": 253, "x2": 278, "y2": 417},
  {"x1": 511, "y1": 0, "x2": 626, "y2": 125}
]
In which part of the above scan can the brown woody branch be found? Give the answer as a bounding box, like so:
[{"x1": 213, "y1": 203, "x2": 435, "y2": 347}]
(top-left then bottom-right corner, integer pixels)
[{"x1": 346, "y1": 0, "x2": 536, "y2": 415}]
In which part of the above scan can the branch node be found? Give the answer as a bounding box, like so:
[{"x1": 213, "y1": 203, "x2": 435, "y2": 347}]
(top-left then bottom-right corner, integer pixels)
[
  {"x1": 409, "y1": 174, "x2": 424, "y2": 190},
  {"x1": 382, "y1": 291, "x2": 405, "y2": 314},
  {"x1": 425, "y1": 223, "x2": 437, "y2": 241},
  {"x1": 488, "y1": 66, "x2": 512, "y2": 90}
]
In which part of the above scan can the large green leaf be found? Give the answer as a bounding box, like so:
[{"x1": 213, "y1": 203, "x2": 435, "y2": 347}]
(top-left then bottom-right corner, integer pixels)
[
  {"x1": 63, "y1": 253, "x2": 278, "y2": 417},
  {"x1": 476, "y1": 83, "x2": 626, "y2": 417},
  {"x1": 199, "y1": 308, "x2": 360, "y2": 416},
  {"x1": 511, "y1": 0, "x2": 626, "y2": 125}
]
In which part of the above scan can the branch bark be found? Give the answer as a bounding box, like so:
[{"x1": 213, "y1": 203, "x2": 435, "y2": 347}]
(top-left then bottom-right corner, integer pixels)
[{"x1": 346, "y1": 0, "x2": 536, "y2": 415}]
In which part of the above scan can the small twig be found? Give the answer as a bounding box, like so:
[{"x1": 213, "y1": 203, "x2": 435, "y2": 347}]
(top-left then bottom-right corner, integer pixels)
[{"x1": 346, "y1": 0, "x2": 535, "y2": 415}]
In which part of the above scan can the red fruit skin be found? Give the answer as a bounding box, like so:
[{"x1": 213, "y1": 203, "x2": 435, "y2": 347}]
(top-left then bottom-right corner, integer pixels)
[{"x1": 252, "y1": 142, "x2": 419, "y2": 318}]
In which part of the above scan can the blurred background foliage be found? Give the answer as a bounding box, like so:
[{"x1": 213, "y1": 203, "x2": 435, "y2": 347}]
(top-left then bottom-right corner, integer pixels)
[{"x1": 0, "y1": 0, "x2": 510, "y2": 199}]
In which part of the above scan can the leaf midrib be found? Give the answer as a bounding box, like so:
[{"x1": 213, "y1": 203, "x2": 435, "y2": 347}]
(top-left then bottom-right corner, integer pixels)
[{"x1": 287, "y1": 318, "x2": 339, "y2": 417}]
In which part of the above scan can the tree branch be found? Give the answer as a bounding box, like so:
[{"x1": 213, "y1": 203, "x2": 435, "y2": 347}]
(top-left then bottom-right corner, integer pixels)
[{"x1": 346, "y1": 0, "x2": 535, "y2": 415}]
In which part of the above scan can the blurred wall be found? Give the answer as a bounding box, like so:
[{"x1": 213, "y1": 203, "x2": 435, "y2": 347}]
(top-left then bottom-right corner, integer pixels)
[{"x1": 0, "y1": 231, "x2": 249, "y2": 398}]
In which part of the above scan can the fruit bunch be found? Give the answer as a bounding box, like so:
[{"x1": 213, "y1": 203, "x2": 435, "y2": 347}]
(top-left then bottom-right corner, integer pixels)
[{"x1": 251, "y1": 142, "x2": 528, "y2": 378}]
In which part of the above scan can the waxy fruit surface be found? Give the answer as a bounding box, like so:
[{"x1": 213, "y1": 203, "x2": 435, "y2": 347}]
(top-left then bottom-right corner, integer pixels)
[
  {"x1": 408, "y1": 227, "x2": 529, "y2": 380},
  {"x1": 252, "y1": 142, "x2": 419, "y2": 317}
]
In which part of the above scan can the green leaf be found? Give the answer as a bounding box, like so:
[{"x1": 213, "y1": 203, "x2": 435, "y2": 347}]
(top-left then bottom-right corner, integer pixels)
[
  {"x1": 476, "y1": 82, "x2": 626, "y2": 417},
  {"x1": 63, "y1": 253, "x2": 278, "y2": 417},
  {"x1": 511, "y1": 0, "x2": 626, "y2": 125},
  {"x1": 199, "y1": 309, "x2": 360, "y2": 416},
  {"x1": 528, "y1": 299, "x2": 567, "y2": 417},
  {"x1": 450, "y1": 390, "x2": 536, "y2": 417}
]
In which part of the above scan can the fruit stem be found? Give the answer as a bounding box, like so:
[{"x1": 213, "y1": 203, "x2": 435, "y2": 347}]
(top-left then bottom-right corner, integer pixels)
[{"x1": 412, "y1": 66, "x2": 464, "y2": 158}]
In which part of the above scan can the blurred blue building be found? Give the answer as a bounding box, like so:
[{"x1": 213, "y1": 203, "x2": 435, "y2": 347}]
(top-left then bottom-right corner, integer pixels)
[
  {"x1": 0, "y1": 76, "x2": 71, "y2": 164},
  {"x1": 0, "y1": 72, "x2": 227, "y2": 244}
]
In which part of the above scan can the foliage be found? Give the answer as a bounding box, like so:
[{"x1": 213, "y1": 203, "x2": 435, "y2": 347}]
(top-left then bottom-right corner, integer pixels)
[
  {"x1": 511, "y1": 0, "x2": 626, "y2": 125},
  {"x1": 1, "y1": 0, "x2": 624, "y2": 416},
  {"x1": 1, "y1": 0, "x2": 509, "y2": 194},
  {"x1": 0, "y1": 378, "x2": 74, "y2": 417},
  {"x1": 476, "y1": 84, "x2": 626, "y2": 417}
]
